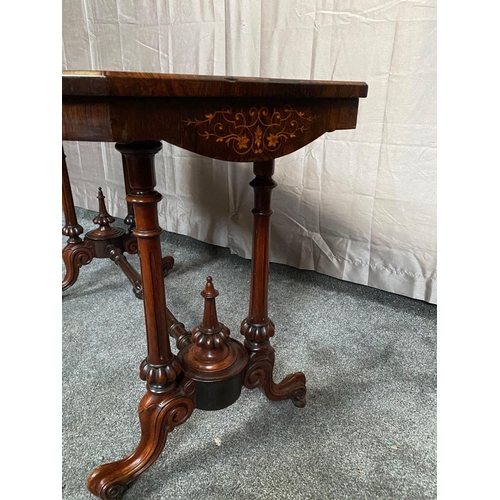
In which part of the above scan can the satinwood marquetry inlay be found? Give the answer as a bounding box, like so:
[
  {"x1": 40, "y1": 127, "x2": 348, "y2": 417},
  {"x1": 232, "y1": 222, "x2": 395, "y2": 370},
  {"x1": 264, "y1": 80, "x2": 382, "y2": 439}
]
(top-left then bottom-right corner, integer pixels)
[{"x1": 184, "y1": 106, "x2": 317, "y2": 155}]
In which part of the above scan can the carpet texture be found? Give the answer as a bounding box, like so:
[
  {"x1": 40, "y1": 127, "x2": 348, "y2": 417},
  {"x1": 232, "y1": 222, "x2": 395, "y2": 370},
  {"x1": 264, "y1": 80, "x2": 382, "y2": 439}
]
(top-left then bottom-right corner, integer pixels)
[{"x1": 62, "y1": 208, "x2": 436, "y2": 500}]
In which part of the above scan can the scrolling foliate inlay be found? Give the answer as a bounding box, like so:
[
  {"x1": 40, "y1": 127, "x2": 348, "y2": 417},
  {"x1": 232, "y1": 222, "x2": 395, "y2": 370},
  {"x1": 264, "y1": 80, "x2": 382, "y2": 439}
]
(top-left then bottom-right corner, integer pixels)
[{"x1": 184, "y1": 106, "x2": 317, "y2": 155}]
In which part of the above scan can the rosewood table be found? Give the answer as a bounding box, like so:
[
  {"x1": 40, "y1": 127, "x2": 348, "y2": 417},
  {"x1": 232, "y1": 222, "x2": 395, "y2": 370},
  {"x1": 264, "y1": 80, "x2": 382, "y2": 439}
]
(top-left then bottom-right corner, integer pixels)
[{"x1": 62, "y1": 70, "x2": 368, "y2": 499}]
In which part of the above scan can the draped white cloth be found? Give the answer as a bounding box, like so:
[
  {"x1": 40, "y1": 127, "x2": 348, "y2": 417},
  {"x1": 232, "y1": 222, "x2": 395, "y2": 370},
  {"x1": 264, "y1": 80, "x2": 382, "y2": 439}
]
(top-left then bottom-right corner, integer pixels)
[{"x1": 62, "y1": 0, "x2": 437, "y2": 303}]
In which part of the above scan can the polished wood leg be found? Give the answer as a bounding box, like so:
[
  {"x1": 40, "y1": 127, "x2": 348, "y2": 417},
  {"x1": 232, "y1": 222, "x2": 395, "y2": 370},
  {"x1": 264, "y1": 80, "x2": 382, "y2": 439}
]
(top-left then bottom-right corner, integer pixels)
[
  {"x1": 122, "y1": 154, "x2": 178, "y2": 274},
  {"x1": 120, "y1": 151, "x2": 174, "y2": 276},
  {"x1": 120, "y1": 151, "x2": 136, "y2": 231},
  {"x1": 62, "y1": 147, "x2": 93, "y2": 290},
  {"x1": 87, "y1": 142, "x2": 193, "y2": 500},
  {"x1": 240, "y1": 160, "x2": 306, "y2": 407},
  {"x1": 62, "y1": 147, "x2": 84, "y2": 242}
]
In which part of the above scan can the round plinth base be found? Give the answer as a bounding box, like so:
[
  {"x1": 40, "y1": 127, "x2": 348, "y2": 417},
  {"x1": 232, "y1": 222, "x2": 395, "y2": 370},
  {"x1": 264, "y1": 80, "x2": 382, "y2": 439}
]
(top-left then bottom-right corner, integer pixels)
[
  {"x1": 194, "y1": 374, "x2": 243, "y2": 411},
  {"x1": 179, "y1": 338, "x2": 248, "y2": 411}
]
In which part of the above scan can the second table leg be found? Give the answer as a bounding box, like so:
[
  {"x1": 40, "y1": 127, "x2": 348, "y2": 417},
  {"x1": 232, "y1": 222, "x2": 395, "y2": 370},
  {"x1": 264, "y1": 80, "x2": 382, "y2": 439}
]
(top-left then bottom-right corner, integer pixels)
[
  {"x1": 240, "y1": 160, "x2": 306, "y2": 407},
  {"x1": 62, "y1": 146, "x2": 93, "y2": 290}
]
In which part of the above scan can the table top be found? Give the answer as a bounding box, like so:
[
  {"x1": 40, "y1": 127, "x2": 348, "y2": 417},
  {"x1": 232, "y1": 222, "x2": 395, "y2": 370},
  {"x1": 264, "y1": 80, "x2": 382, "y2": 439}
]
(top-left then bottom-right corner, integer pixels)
[
  {"x1": 62, "y1": 70, "x2": 368, "y2": 162},
  {"x1": 63, "y1": 70, "x2": 368, "y2": 99}
]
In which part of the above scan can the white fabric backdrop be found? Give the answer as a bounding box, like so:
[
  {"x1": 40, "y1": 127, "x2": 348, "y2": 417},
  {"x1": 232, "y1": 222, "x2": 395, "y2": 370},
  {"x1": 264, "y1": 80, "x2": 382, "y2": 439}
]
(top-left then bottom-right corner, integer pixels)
[{"x1": 62, "y1": 0, "x2": 437, "y2": 303}]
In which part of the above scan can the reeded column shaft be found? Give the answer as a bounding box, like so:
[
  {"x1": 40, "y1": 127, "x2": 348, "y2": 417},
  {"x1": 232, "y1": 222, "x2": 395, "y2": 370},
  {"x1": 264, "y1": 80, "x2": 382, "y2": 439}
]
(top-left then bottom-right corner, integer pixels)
[{"x1": 116, "y1": 141, "x2": 181, "y2": 393}]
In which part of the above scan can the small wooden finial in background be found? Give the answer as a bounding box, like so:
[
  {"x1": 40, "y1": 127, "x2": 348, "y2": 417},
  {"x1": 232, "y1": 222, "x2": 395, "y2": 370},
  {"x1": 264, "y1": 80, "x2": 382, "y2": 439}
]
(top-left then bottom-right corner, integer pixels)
[
  {"x1": 201, "y1": 276, "x2": 220, "y2": 332},
  {"x1": 92, "y1": 187, "x2": 115, "y2": 234}
]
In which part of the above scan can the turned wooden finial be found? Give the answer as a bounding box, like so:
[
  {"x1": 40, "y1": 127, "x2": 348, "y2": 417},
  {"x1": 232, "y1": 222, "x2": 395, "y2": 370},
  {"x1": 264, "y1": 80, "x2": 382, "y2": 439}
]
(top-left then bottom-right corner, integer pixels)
[
  {"x1": 92, "y1": 187, "x2": 115, "y2": 233},
  {"x1": 201, "y1": 276, "x2": 220, "y2": 332},
  {"x1": 190, "y1": 276, "x2": 230, "y2": 356},
  {"x1": 87, "y1": 187, "x2": 124, "y2": 242}
]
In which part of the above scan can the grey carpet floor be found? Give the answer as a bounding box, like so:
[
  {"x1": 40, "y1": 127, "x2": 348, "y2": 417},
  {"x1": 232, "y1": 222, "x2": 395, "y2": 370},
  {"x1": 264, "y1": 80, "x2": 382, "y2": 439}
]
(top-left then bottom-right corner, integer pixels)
[{"x1": 62, "y1": 208, "x2": 437, "y2": 500}]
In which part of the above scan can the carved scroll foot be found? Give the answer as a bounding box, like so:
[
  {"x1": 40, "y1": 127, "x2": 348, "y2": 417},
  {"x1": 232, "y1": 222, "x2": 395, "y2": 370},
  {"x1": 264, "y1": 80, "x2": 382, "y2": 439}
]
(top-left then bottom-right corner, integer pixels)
[
  {"x1": 244, "y1": 342, "x2": 307, "y2": 408},
  {"x1": 62, "y1": 241, "x2": 94, "y2": 291},
  {"x1": 87, "y1": 384, "x2": 195, "y2": 500}
]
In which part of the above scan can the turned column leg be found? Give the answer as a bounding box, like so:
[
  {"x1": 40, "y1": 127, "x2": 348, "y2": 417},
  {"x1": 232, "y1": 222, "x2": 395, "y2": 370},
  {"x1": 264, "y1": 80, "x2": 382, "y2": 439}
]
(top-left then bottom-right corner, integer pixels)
[
  {"x1": 62, "y1": 146, "x2": 93, "y2": 290},
  {"x1": 62, "y1": 147, "x2": 84, "y2": 240},
  {"x1": 87, "y1": 141, "x2": 194, "y2": 500},
  {"x1": 240, "y1": 160, "x2": 306, "y2": 407},
  {"x1": 121, "y1": 144, "x2": 174, "y2": 273}
]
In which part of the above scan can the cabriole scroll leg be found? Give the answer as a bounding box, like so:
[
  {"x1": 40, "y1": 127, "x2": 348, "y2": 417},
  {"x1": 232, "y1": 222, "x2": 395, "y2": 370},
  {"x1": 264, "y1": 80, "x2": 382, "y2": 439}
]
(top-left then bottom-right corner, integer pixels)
[
  {"x1": 240, "y1": 160, "x2": 306, "y2": 407},
  {"x1": 87, "y1": 386, "x2": 195, "y2": 500}
]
